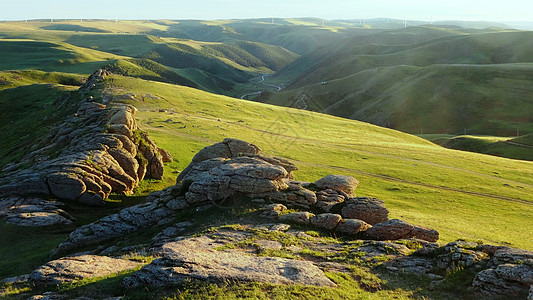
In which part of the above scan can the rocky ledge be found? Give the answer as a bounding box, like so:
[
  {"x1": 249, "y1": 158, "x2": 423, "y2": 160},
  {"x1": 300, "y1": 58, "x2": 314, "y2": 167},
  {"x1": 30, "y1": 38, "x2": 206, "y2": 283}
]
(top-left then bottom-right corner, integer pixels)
[{"x1": 0, "y1": 70, "x2": 169, "y2": 226}]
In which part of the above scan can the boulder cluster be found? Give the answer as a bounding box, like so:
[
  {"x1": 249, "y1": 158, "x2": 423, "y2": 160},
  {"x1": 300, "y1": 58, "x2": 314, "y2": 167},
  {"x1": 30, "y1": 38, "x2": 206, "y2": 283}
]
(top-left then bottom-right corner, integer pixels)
[
  {"x1": 0, "y1": 70, "x2": 168, "y2": 226},
  {"x1": 51, "y1": 138, "x2": 438, "y2": 257}
]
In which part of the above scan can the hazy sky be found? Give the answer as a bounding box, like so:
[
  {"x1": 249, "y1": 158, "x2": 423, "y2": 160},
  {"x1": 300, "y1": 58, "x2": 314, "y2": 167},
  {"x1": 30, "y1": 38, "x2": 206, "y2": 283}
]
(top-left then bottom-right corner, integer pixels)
[{"x1": 2, "y1": 0, "x2": 532, "y2": 22}]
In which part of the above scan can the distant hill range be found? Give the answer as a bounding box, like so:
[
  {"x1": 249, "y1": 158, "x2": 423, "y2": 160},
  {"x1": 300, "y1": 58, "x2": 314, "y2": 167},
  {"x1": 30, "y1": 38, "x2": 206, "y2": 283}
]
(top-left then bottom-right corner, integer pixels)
[
  {"x1": 263, "y1": 26, "x2": 533, "y2": 137},
  {"x1": 1, "y1": 18, "x2": 531, "y2": 137}
]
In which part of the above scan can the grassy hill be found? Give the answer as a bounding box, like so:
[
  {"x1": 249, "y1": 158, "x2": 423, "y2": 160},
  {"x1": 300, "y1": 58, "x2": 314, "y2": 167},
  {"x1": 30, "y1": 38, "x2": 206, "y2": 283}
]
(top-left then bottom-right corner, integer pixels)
[
  {"x1": 422, "y1": 134, "x2": 533, "y2": 161},
  {"x1": 0, "y1": 20, "x2": 302, "y2": 96},
  {"x1": 265, "y1": 63, "x2": 533, "y2": 136},
  {"x1": 5, "y1": 72, "x2": 531, "y2": 249},
  {"x1": 262, "y1": 28, "x2": 533, "y2": 137},
  {"x1": 0, "y1": 71, "x2": 532, "y2": 299}
]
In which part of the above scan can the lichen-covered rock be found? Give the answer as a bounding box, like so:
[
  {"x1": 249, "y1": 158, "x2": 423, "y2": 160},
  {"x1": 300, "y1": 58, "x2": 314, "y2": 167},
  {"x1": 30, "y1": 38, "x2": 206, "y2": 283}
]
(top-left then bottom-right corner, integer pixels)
[
  {"x1": 279, "y1": 212, "x2": 315, "y2": 225},
  {"x1": 366, "y1": 219, "x2": 439, "y2": 242},
  {"x1": 29, "y1": 255, "x2": 140, "y2": 286},
  {"x1": 314, "y1": 175, "x2": 359, "y2": 197},
  {"x1": 122, "y1": 236, "x2": 336, "y2": 288},
  {"x1": 335, "y1": 219, "x2": 372, "y2": 236},
  {"x1": 316, "y1": 189, "x2": 346, "y2": 212},
  {"x1": 310, "y1": 213, "x2": 342, "y2": 230},
  {"x1": 340, "y1": 197, "x2": 389, "y2": 225},
  {"x1": 473, "y1": 264, "x2": 533, "y2": 297}
]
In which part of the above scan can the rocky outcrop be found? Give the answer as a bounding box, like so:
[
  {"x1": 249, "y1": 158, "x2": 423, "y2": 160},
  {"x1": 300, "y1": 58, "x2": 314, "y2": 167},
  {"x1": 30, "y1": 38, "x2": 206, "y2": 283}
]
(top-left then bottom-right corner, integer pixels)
[
  {"x1": 122, "y1": 234, "x2": 336, "y2": 288},
  {"x1": 28, "y1": 255, "x2": 140, "y2": 286},
  {"x1": 472, "y1": 247, "x2": 533, "y2": 298},
  {"x1": 51, "y1": 138, "x2": 440, "y2": 256},
  {"x1": 0, "y1": 70, "x2": 167, "y2": 226}
]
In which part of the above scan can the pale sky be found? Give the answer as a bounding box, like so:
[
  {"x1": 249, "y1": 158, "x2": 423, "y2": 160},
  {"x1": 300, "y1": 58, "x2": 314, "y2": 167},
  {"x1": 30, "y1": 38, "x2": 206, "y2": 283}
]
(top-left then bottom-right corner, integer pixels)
[{"x1": 1, "y1": 0, "x2": 532, "y2": 22}]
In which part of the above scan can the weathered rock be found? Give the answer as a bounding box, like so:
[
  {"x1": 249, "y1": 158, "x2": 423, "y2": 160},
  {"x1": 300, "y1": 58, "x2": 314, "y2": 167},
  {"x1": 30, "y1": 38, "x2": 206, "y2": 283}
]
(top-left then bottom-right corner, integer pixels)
[
  {"x1": 410, "y1": 225, "x2": 439, "y2": 243},
  {"x1": 347, "y1": 240, "x2": 411, "y2": 261},
  {"x1": 335, "y1": 219, "x2": 372, "y2": 236},
  {"x1": 384, "y1": 256, "x2": 435, "y2": 275},
  {"x1": 492, "y1": 248, "x2": 533, "y2": 266},
  {"x1": 365, "y1": 219, "x2": 439, "y2": 242},
  {"x1": 260, "y1": 204, "x2": 288, "y2": 218},
  {"x1": 316, "y1": 189, "x2": 345, "y2": 212},
  {"x1": 279, "y1": 212, "x2": 314, "y2": 225},
  {"x1": 314, "y1": 175, "x2": 359, "y2": 198},
  {"x1": 51, "y1": 198, "x2": 179, "y2": 257},
  {"x1": 46, "y1": 172, "x2": 86, "y2": 201},
  {"x1": 257, "y1": 188, "x2": 317, "y2": 208},
  {"x1": 158, "y1": 147, "x2": 173, "y2": 163},
  {"x1": 152, "y1": 221, "x2": 193, "y2": 246},
  {"x1": 310, "y1": 213, "x2": 342, "y2": 230},
  {"x1": 1, "y1": 197, "x2": 74, "y2": 226},
  {"x1": 415, "y1": 241, "x2": 489, "y2": 272},
  {"x1": 473, "y1": 264, "x2": 533, "y2": 297},
  {"x1": 184, "y1": 157, "x2": 290, "y2": 205},
  {"x1": 122, "y1": 236, "x2": 335, "y2": 288},
  {"x1": 340, "y1": 197, "x2": 389, "y2": 225},
  {"x1": 176, "y1": 138, "x2": 260, "y2": 183},
  {"x1": 366, "y1": 219, "x2": 414, "y2": 241},
  {"x1": 29, "y1": 255, "x2": 140, "y2": 286}
]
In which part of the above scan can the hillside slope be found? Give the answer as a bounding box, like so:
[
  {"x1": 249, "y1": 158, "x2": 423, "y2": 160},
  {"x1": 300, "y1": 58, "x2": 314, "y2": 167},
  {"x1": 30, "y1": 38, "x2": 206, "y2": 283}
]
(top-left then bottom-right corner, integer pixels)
[
  {"x1": 97, "y1": 74, "x2": 533, "y2": 250},
  {"x1": 263, "y1": 29, "x2": 533, "y2": 136}
]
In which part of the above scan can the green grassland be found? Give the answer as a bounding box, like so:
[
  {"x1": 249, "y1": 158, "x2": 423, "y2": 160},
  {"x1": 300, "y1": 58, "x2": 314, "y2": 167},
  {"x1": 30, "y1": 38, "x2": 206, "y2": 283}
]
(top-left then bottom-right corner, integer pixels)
[
  {"x1": 265, "y1": 63, "x2": 533, "y2": 136},
  {"x1": 262, "y1": 28, "x2": 533, "y2": 139},
  {"x1": 89, "y1": 74, "x2": 533, "y2": 251},
  {"x1": 421, "y1": 134, "x2": 533, "y2": 161}
]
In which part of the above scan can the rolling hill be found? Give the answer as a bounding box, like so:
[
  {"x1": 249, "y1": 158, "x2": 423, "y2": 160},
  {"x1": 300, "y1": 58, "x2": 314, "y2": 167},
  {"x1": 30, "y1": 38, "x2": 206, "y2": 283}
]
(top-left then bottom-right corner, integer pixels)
[{"x1": 262, "y1": 28, "x2": 533, "y2": 137}]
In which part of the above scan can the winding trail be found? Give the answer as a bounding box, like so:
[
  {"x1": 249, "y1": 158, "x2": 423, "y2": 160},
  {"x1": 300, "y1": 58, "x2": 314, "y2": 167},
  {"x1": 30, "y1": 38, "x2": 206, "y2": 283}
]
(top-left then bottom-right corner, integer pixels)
[
  {"x1": 240, "y1": 74, "x2": 282, "y2": 100},
  {"x1": 505, "y1": 140, "x2": 533, "y2": 149}
]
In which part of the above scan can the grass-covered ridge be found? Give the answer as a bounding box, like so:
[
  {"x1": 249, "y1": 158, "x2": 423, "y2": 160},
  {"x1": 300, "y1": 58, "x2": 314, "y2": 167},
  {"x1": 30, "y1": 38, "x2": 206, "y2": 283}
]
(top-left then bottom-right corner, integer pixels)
[{"x1": 95, "y1": 74, "x2": 533, "y2": 250}]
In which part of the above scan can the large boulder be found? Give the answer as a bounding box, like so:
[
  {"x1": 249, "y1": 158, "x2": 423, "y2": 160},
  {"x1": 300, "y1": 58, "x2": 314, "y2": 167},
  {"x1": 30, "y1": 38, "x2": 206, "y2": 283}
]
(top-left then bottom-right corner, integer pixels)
[
  {"x1": 176, "y1": 138, "x2": 261, "y2": 183},
  {"x1": 314, "y1": 175, "x2": 359, "y2": 198},
  {"x1": 184, "y1": 157, "x2": 290, "y2": 205},
  {"x1": 340, "y1": 197, "x2": 389, "y2": 225},
  {"x1": 366, "y1": 219, "x2": 439, "y2": 242}
]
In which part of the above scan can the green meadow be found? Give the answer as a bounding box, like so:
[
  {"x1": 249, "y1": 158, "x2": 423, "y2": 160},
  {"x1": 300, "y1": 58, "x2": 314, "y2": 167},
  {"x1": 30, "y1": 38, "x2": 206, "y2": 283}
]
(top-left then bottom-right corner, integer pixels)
[{"x1": 98, "y1": 75, "x2": 533, "y2": 250}]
